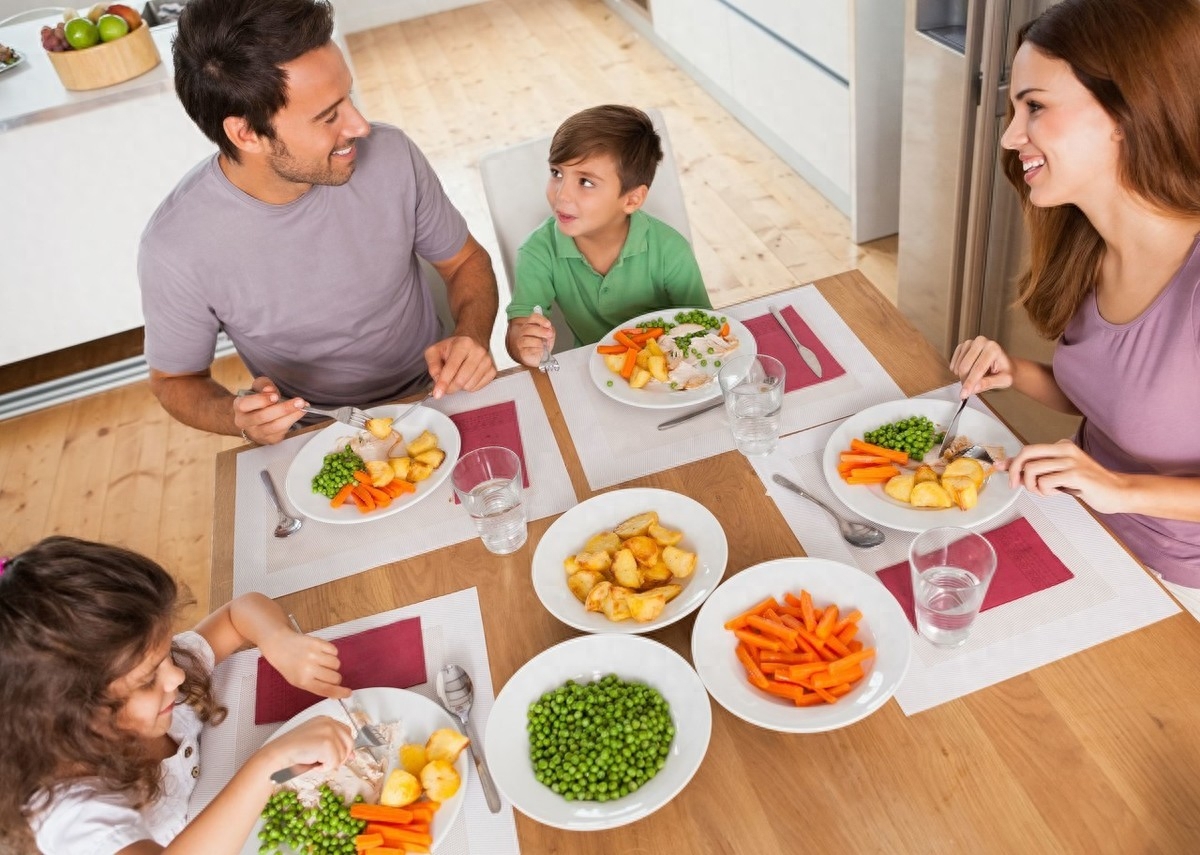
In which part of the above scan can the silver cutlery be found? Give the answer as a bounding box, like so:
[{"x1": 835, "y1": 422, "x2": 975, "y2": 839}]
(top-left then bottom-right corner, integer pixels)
[
  {"x1": 771, "y1": 473, "x2": 885, "y2": 548},
  {"x1": 532, "y1": 306, "x2": 560, "y2": 373},
  {"x1": 767, "y1": 304, "x2": 823, "y2": 377},
  {"x1": 950, "y1": 444, "x2": 996, "y2": 465},
  {"x1": 259, "y1": 470, "x2": 303, "y2": 538},
  {"x1": 436, "y1": 664, "x2": 502, "y2": 813},
  {"x1": 236, "y1": 388, "x2": 371, "y2": 430},
  {"x1": 657, "y1": 399, "x2": 724, "y2": 430},
  {"x1": 938, "y1": 396, "x2": 970, "y2": 457},
  {"x1": 395, "y1": 390, "x2": 434, "y2": 425}
]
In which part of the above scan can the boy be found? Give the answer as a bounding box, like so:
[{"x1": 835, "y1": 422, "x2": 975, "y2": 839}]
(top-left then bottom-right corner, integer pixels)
[{"x1": 505, "y1": 105, "x2": 710, "y2": 366}]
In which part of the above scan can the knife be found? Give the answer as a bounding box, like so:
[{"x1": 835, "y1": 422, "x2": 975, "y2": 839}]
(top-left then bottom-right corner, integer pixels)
[
  {"x1": 657, "y1": 400, "x2": 724, "y2": 430},
  {"x1": 767, "y1": 304, "x2": 823, "y2": 377}
]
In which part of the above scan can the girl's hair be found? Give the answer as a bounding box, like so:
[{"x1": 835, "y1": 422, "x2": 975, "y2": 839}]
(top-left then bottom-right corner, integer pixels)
[
  {"x1": 1004, "y1": 0, "x2": 1200, "y2": 338},
  {"x1": 549, "y1": 105, "x2": 663, "y2": 194},
  {"x1": 0, "y1": 537, "x2": 226, "y2": 846}
]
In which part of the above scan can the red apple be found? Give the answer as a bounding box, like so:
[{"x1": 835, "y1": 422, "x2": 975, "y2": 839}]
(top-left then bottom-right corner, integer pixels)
[{"x1": 105, "y1": 3, "x2": 142, "y2": 31}]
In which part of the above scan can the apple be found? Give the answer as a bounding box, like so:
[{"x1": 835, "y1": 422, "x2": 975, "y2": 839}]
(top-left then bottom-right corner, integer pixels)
[
  {"x1": 105, "y1": 4, "x2": 143, "y2": 31},
  {"x1": 96, "y1": 13, "x2": 129, "y2": 42},
  {"x1": 63, "y1": 17, "x2": 100, "y2": 49}
]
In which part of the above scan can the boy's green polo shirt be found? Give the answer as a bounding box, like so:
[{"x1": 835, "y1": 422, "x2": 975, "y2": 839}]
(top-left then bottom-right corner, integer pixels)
[{"x1": 507, "y1": 210, "x2": 711, "y2": 346}]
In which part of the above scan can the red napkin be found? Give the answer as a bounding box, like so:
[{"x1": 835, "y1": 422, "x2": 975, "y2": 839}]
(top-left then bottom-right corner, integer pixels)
[
  {"x1": 254, "y1": 617, "x2": 426, "y2": 724},
  {"x1": 876, "y1": 517, "x2": 1075, "y2": 630},
  {"x1": 742, "y1": 305, "x2": 846, "y2": 392},
  {"x1": 449, "y1": 400, "x2": 530, "y2": 502}
]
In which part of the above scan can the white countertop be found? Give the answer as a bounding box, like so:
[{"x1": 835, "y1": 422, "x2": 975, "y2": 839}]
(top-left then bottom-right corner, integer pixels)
[{"x1": 0, "y1": 16, "x2": 179, "y2": 132}]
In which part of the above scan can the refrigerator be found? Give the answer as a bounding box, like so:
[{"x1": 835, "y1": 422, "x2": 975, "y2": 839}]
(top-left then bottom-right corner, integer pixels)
[{"x1": 895, "y1": 0, "x2": 1080, "y2": 443}]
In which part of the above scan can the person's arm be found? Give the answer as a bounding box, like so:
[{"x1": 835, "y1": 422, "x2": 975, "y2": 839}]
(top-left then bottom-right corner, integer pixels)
[
  {"x1": 424, "y1": 233, "x2": 499, "y2": 397},
  {"x1": 148, "y1": 372, "x2": 308, "y2": 445},
  {"x1": 194, "y1": 593, "x2": 350, "y2": 698},
  {"x1": 949, "y1": 336, "x2": 1080, "y2": 415},
  {"x1": 661, "y1": 237, "x2": 711, "y2": 310},
  {"x1": 505, "y1": 240, "x2": 560, "y2": 365}
]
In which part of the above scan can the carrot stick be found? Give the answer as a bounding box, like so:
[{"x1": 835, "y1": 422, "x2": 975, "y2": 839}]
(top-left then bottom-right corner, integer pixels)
[
  {"x1": 630, "y1": 327, "x2": 664, "y2": 343},
  {"x1": 813, "y1": 665, "x2": 864, "y2": 688},
  {"x1": 799, "y1": 590, "x2": 816, "y2": 633},
  {"x1": 331, "y1": 483, "x2": 355, "y2": 508},
  {"x1": 353, "y1": 470, "x2": 373, "y2": 485},
  {"x1": 845, "y1": 464, "x2": 901, "y2": 482},
  {"x1": 351, "y1": 485, "x2": 376, "y2": 512},
  {"x1": 836, "y1": 622, "x2": 859, "y2": 644},
  {"x1": 848, "y1": 639, "x2": 864, "y2": 653},
  {"x1": 355, "y1": 833, "x2": 385, "y2": 849},
  {"x1": 745, "y1": 614, "x2": 799, "y2": 647},
  {"x1": 763, "y1": 681, "x2": 808, "y2": 703},
  {"x1": 734, "y1": 629, "x2": 782, "y2": 652},
  {"x1": 850, "y1": 438, "x2": 909, "y2": 464},
  {"x1": 596, "y1": 344, "x2": 627, "y2": 354},
  {"x1": 787, "y1": 662, "x2": 829, "y2": 681},
  {"x1": 824, "y1": 634, "x2": 852, "y2": 658},
  {"x1": 829, "y1": 648, "x2": 876, "y2": 674},
  {"x1": 364, "y1": 485, "x2": 392, "y2": 507},
  {"x1": 735, "y1": 642, "x2": 770, "y2": 690},
  {"x1": 793, "y1": 692, "x2": 829, "y2": 707},
  {"x1": 723, "y1": 596, "x2": 781, "y2": 630},
  {"x1": 839, "y1": 452, "x2": 896, "y2": 466},
  {"x1": 613, "y1": 331, "x2": 641, "y2": 350},
  {"x1": 833, "y1": 609, "x2": 863, "y2": 633},
  {"x1": 815, "y1": 604, "x2": 839, "y2": 640},
  {"x1": 619, "y1": 347, "x2": 638, "y2": 379},
  {"x1": 351, "y1": 804, "x2": 415, "y2": 824},
  {"x1": 758, "y1": 650, "x2": 819, "y2": 664}
]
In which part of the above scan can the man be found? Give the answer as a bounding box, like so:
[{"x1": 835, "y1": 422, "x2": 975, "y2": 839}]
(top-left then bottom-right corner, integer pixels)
[{"x1": 139, "y1": 0, "x2": 498, "y2": 445}]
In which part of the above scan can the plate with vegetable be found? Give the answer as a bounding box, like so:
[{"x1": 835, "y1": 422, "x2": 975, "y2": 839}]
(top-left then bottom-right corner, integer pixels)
[
  {"x1": 484, "y1": 634, "x2": 711, "y2": 831},
  {"x1": 821, "y1": 398, "x2": 1020, "y2": 533},
  {"x1": 284, "y1": 404, "x2": 461, "y2": 525},
  {"x1": 244, "y1": 687, "x2": 469, "y2": 855},
  {"x1": 587, "y1": 307, "x2": 756, "y2": 409},
  {"x1": 0, "y1": 44, "x2": 22, "y2": 74},
  {"x1": 691, "y1": 557, "x2": 911, "y2": 733},
  {"x1": 531, "y1": 488, "x2": 727, "y2": 634}
]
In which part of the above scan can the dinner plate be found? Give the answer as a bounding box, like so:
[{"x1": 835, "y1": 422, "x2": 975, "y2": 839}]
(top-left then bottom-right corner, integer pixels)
[
  {"x1": 587, "y1": 307, "x2": 756, "y2": 409},
  {"x1": 822, "y1": 398, "x2": 1021, "y2": 532},
  {"x1": 691, "y1": 558, "x2": 911, "y2": 733},
  {"x1": 485, "y1": 634, "x2": 711, "y2": 830},
  {"x1": 242, "y1": 686, "x2": 468, "y2": 855},
  {"x1": 284, "y1": 404, "x2": 461, "y2": 525},
  {"x1": 531, "y1": 488, "x2": 727, "y2": 634},
  {"x1": 0, "y1": 49, "x2": 23, "y2": 75}
]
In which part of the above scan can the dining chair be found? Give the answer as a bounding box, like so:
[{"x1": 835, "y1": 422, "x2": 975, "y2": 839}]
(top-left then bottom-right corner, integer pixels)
[{"x1": 479, "y1": 107, "x2": 692, "y2": 352}]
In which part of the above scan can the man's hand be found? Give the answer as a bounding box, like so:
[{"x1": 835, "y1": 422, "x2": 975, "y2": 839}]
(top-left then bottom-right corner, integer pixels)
[
  {"x1": 425, "y1": 335, "x2": 497, "y2": 397},
  {"x1": 234, "y1": 376, "x2": 308, "y2": 444}
]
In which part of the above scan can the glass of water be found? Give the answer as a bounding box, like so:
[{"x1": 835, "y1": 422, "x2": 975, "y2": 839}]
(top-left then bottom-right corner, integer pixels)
[
  {"x1": 717, "y1": 354, "x2": 786, "y2": 456},
  {"x1": 451, "y1": 446, "x2": 528, "y2": 555},
  {"x1": 908, "y1": 527, "x2": 997, "y2": 647}
]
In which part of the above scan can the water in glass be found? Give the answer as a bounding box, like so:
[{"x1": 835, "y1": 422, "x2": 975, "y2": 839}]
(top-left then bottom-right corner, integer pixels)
[
  {"x1": 727, "y1": 382, "x2": 783, "y2": 455},
  {"x1": 914, "y1": 565, "x2": 985, "y2": 647},
  {"x1": 468, "y1": 477, "x2": 527, "y2": 554}
]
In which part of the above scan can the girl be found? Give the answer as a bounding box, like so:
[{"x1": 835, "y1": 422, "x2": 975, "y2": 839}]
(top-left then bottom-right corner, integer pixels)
[
  {"x1": 950, "y1": 0, "x2": 1200, "y2": 614},
  {"x1": 0, "y1": 536, "x2": 356, "y2": 854}
]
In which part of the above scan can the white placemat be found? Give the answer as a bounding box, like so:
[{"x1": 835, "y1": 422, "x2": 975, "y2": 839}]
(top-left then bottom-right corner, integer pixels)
[
  {"x1": 546, "y1": 285, "x2": 903, "y2": 489},
  {"x1": 189, "y1": 587, "x2": 521, "y2": 854},
  {"x1": 232, "y1": 372, "x2": 576, "y2": 599},
  {"x1": 747, "y1": 385, "x2": 1181, "y2": 715}
]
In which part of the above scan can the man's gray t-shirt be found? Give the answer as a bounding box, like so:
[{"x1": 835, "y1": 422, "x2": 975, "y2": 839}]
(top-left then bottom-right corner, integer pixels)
[{"x1": 138, "y1": 123, "x2": 467, "y2": 406}]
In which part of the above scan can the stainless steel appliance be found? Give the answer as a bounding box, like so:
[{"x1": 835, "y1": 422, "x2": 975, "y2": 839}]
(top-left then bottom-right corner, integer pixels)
[{"x1": 896, "y1": 0, "x2": 1080, "y2": 442}]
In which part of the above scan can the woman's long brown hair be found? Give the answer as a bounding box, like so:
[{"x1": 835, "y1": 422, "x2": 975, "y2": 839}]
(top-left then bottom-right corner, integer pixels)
[
  {"x1": 0, "y1": 536, "x2": 226, "y2": 850},
  {"x1": 1004, "y1": 0, "x2": 1200, "y2": 338}
]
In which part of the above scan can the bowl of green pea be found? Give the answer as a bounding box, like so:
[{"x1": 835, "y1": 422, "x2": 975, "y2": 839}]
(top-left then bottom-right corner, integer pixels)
[{"x1": 484, "y1": 634, "x2": 712, "y2": 830}]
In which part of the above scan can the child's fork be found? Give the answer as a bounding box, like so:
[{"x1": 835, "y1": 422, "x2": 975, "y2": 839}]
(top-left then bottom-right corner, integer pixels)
[{"x1": 532, "y1": 305, "x2": 560, "y2": 372}]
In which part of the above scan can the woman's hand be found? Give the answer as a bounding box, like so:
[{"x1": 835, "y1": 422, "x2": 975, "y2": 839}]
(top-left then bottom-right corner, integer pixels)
[
  {"x1": 950, "y1": 336, "x2": 1016, "y2": 396},
  {"x1": 998, "y1": 439, "x2": 1129, "y2": 513},
  {"x1": 258, "y1": 625, "x2": 352, "y2": 700},
  {"x1": 258, "y1": 715, "x2": 354, "y2": 776},
  {"x1": 512, "y1": 313, "x2": 555, "y2": 368}
]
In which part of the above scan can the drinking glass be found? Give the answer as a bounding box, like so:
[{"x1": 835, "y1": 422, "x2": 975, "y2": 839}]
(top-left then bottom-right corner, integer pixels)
[
  {"x1": 717, "y1": 354, "x2": 786, "y2": 456},
  {"x1": 451, "y1": 446, "x2": 527, "y2": 554},
  {"x1": 908, "y1": 526, "x2": 997, "y2": 647}
]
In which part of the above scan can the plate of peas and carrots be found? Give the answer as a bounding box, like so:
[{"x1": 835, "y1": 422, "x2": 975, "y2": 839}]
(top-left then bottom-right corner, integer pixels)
[
  {"x1": 821, "y1": 398, "x2": 1020, "y2": 533},
  {"x1": 691, "y1": 558, "x2": 912, "y2": 733},
  {"x1": 587, "y1": 308, "x2": 755, "y2": 409}
]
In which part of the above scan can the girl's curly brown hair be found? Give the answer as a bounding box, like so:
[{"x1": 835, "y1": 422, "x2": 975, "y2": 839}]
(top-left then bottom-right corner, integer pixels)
[{"x1": 0, "y1": 536, "x2": 227, "y2": 850}]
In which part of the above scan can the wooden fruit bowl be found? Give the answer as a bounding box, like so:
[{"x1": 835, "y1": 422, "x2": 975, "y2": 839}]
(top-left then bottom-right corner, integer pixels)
[{"x1": 46, "y1": 20, "x2": 160, "y2": 91}]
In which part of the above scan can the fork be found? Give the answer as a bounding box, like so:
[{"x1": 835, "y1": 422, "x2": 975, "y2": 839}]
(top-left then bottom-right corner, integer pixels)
[
  {"x1": 532, "y1": 306, "x2": 560, "y2": 373},
  {"x1": 302, "y1": 405, "x2": 371, "y2": 430}
]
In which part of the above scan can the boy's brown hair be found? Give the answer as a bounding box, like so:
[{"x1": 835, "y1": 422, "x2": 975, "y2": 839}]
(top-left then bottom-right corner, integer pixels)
[{"x1": 549, "y1": 105, "x2": 663, "y2": 194}]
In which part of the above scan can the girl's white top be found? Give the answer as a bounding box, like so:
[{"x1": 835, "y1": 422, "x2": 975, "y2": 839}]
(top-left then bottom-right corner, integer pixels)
[{"x1": 30, "y1": 631, "x2": 214, "y2": 855}]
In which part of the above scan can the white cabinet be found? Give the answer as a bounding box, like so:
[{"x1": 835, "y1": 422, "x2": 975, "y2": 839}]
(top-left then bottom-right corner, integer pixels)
[{"x1": 625, "y1": 0, "x2": 903, "y2": 242}]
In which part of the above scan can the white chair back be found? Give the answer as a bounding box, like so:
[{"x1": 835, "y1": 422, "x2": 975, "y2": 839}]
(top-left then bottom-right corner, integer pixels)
[{"x1": 479, "y1": 108, "x2": 691, "y2": 350}]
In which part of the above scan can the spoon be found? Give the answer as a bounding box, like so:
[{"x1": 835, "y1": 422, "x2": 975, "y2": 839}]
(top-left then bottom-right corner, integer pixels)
[
  {"x1": 259, "y1": 470, "x2": 303, "y2": 538},
  {"x1": 771, "y1": 473, "x2": 885, "y2": 548},
  {"x1": 436, "y1": 664, "x2": 502, "y2": 813}
]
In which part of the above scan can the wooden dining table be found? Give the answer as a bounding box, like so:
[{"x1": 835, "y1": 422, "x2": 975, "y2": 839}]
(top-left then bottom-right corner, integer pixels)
[{"x1": 211, "y1": 269, "x2": 1200, "y2": 854}]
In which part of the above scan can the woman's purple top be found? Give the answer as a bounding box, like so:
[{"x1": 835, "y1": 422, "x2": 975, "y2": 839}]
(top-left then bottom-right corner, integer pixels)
[{"x1": 1053, "y1": 234, "x2": 1200, "y2": 586}]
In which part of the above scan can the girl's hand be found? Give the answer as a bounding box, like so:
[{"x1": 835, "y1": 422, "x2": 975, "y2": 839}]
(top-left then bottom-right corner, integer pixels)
[
  {"x1": 998, "y1": 439, "x2": 1129, "y2": 513},
  {"x1": 514, "y1": 313, "x2": 555, "y2": 368},
  {"x1": 950, "y1": 336, "x2": 1015, "y2": 396},
  {"x1": 259, "y1": 626, "x2": 352, "y2": 700},
  {"x1": 259, "y1": 715, "x2": 354, "y2": 776}
]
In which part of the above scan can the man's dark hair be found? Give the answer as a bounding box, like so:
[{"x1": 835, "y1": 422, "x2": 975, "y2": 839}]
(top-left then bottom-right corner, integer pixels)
[{"x1": 173, "y1": 0, "x2": 335, "y2": 162}]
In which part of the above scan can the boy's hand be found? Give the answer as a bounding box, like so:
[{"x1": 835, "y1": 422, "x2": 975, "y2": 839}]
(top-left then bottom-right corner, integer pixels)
[
  {"x1": 259, "y1": 625, "x2": 351, "y2": 700},
  {"x1": 513, "y1": 313, "x2": 556, "y2": 368}
]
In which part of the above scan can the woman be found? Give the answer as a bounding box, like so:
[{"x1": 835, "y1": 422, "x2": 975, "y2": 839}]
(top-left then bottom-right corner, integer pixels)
[{"x1": 950, "y1": 0, "x2": 1200, "y2": 614}]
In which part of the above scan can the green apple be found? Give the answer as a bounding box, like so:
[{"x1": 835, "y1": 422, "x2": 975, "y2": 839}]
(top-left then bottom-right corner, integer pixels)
[
  {"x1": 96, "y1": 13, "x2": 129, "y2": 42},
  {"x1": 63, "y1": 17, "x2": 100, "y2": 49}
]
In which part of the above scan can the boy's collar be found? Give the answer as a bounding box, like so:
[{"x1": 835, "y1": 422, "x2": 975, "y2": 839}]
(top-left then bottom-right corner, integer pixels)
[{"x1": 553, "y1": 210, "x2": 651, "y2": 263}]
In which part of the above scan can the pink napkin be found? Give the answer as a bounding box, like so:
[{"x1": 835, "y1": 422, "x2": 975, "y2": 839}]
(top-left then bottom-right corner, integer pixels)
[
  {"x1": 449, "y1": 400, "x2": 530, "y2": 499},
  {"x1": 742, "y1": 305, "x2": 846, "y2": 391},
  {"x1": 876, "y1": 517, "x2": 1075, "y2": 630},
  {"x1": 254, "y1": 617, "x2": 426, "y2": 724}
]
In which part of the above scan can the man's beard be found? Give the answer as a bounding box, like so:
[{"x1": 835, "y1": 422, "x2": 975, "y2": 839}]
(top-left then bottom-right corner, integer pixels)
[{"x1": 266, "y1": 136, "x2": 356, "y2": 187}]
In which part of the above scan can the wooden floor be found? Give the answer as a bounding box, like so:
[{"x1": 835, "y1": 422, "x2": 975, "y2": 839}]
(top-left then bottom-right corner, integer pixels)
[{"x1": 0, "y1": 0, "x2": 896, "y2": 629}]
